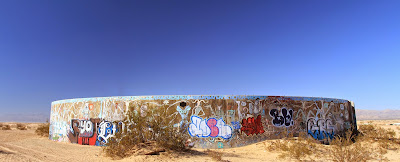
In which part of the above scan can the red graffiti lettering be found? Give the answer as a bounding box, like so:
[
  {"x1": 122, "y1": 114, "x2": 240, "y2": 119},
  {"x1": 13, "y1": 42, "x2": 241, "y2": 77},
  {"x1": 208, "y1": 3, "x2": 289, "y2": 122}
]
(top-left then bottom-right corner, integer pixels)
[
  {"x1": 78, "y1": 135, "x2": 97, "y2": 145},
  {"x1": 241, "y1": 115, "x2": 265, "y2": 136}
]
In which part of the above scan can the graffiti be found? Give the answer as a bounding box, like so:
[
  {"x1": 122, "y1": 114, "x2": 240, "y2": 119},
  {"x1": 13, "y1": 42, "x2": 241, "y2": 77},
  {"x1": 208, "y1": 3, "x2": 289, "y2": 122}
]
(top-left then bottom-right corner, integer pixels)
[
  {"x1": 140, "y1": 105, "x2": 148, "y2": 117},
  {"x1": 51, "y1": 95, "x2": 355, "y2": 148},
  {"x1": 82, "y1": 103, "x2": 90, "y2": 119},
  {"x1": 79, "y1": 120, "x2": 94, "y2": 137},
  {"x1": 231, "y1": 121, "x2": 241, "y2": 129},
  {"x1": 192, "y1": 100, "x2": 205, "y2": 116},
  {"x1": 241, "y1": 115, "x2": 265, "y2": 136},
  {"x1": 236, "y1": 101, "x2": 242, "y2": 121},
  {"x1": 97, "y1": 121, "x2": 119, "y2": 144},
  {"x1": 218, "y1": 142, "x2": 223, "y2": 148},
  {"x1": 174, "y1": 103, "x2": 191, "y2": 127},
  {"x1": 68, "y1": 118, "x2": 101, "y2": 145},
  {"x1": 89, "y1": 103, "x2": 94, "y2": 110},
  {"x1": 216, "y1": 105, "x2": 224, "y2": 117},
  {"x1": 188, "y1": 116, "x2": 232, "y2": 139},
  {"x1": 307, "y1": 118, "x2": 335, "y2": 140},
  {"x1": 269, "y1": 108, "x2": 294, "y2": 127},
  {"x1": 188, "y1": 116, "x2": 210, "y2": 137},
  {"x1": 254, "y1": 99, "x2": 261, "y2": 114}
]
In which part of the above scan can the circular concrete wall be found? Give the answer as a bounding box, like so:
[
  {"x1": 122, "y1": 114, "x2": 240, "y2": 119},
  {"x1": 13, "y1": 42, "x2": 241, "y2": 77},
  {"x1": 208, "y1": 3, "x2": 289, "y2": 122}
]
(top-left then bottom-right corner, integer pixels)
[{"x1": 49, "y1": 95, "x2": 357, "y2": 148}]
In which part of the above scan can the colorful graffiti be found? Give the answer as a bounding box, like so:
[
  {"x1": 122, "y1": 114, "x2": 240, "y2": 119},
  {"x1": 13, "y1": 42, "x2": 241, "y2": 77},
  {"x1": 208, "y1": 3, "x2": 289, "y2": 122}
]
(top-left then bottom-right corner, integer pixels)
[
  {"x1": 307, "y1": 118, "x2": 335, "y2": 140},
  {"x1": 240, "y1": 115, "x2": 265, "y2": 136},
  {"x1": 66, "y1": 118, "x2": 120, "y2": 146},
  {"x1": 188, "y1": 116, "x2": 232, "y2": 139},
  {"x1": 68, "y1": 118, "x2": 101, "y2": 145},
  {"x1": 50, "y1": 95, "x2": 357, "y2": 149},
  {"x1": 97, "y1": 121, "x2": 120, "y2": 144}
]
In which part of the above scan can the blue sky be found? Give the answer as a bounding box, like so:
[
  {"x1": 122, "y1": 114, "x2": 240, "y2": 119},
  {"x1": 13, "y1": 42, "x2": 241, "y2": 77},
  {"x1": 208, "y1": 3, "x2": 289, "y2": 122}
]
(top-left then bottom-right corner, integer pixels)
[{"x1": 0, "y1": 0, "x2": 399, "y2": 118}]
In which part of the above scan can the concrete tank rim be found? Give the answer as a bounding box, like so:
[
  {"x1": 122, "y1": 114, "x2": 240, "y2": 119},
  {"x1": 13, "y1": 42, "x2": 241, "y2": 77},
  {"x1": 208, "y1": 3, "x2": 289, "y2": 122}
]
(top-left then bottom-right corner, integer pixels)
[{"x1": 51, "y1": 95, "x2": 351, "y2": 105}]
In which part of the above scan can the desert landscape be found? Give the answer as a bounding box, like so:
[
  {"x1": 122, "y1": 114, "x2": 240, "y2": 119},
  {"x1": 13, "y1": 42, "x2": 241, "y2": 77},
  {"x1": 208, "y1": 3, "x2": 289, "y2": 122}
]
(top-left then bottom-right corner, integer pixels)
[
  {"x1": 1, "y1": 1, "x2": 399, "y2": 162},
  {"x1": 1, "y1": 118, "x2": 400, "y2": 162}
]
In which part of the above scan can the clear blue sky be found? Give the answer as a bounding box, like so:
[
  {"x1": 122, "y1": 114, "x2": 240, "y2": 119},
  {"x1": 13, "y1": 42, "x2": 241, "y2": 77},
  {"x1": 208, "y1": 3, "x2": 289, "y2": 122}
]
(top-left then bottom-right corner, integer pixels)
[{"x1": 1, "y1": 0, "x2": 399, "y2": 117}]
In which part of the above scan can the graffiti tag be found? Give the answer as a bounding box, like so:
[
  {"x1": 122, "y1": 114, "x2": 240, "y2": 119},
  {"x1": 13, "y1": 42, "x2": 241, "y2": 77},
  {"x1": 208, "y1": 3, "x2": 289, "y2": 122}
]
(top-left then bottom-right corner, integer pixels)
[
  {"x1": 269, "y1": 108, "x2": 294, "y2": 127},
  {"x1": 97, "y1": 121, "x2": 119, "y2": 144},
  {"x1": 241, "y1": 115, "x2": 265, "y2": 136},
  {"x1": 307, "y1": 118, "x2": 334, "y2": 140},
  {"x1": 188, "y1": 116, "x2": 232, "y2": 139}
]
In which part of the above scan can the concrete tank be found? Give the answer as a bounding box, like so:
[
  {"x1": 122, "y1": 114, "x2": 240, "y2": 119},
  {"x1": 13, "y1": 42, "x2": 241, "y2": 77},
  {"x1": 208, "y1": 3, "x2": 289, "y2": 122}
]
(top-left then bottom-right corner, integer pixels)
[{"x1": 49, "y1": 95, "x2": 357, "y2": 148}]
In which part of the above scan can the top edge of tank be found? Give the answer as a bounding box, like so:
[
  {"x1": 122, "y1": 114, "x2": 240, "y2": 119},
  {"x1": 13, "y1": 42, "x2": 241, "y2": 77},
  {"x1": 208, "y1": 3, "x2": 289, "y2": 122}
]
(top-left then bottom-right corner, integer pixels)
[{"x1": 51, "y1": 95, "x2": 351, "y2": 105}]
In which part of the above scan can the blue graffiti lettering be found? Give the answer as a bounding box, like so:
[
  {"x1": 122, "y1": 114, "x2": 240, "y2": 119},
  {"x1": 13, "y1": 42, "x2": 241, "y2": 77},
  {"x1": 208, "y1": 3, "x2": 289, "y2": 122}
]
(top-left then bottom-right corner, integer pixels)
[{"x1": 308, "y1": 130, "x2": 334, "y2": 140}]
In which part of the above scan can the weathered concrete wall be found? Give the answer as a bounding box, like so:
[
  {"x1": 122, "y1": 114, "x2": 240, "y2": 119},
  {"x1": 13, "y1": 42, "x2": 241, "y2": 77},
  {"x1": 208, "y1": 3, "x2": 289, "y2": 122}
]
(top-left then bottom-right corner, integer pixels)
[{"x1": 49, "y1": 95, "x2": 357, "y2": 148}]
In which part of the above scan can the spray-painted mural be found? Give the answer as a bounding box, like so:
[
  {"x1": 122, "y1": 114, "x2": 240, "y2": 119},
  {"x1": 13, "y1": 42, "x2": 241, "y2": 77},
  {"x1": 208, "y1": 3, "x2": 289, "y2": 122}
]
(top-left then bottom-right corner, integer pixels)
[{"x1": 49, "y1": 95, "x2": 357, "y2": 148}]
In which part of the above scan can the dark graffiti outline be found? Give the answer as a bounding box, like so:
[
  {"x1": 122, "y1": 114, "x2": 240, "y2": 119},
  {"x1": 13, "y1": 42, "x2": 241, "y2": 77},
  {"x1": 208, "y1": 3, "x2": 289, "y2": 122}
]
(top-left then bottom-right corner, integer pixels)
[{"x1": 269, "y1": 107, "x2": 294, "y2": 127}]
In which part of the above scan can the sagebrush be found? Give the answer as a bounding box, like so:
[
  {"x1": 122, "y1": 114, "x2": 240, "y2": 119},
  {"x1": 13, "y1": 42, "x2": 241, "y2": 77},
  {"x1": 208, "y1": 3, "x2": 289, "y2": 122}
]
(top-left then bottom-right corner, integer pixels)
[
  {"x1": 266, "y1": 124, "x2": 398, "y2": 162},
  {"x1": 2, "y1": 124, "x2": 11, "y2": 130},
  {"x1": 35, "y1": 122, "x2": 50, "y2": 137},
  {"x1": 103, "y1": 103, "x2": 191, "y2": 159},
  {"x1": 17, "y1": 123, "x2": 27, "y2": 130}
]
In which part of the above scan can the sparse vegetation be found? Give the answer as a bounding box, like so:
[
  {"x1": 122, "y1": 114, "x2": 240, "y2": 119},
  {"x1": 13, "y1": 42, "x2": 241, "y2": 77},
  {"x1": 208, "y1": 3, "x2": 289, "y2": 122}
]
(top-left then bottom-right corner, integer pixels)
[
  {"x1": 266, "y1": 132, "x2": 320, "y2": 161},
  {"x1": 327, "y1": 130, "x2": 382, "y2": 162},
  {"x1": 17, "y1": 123, "x2": 27, "y2": 130},
  {"x1": 266, "y1": 124, "x2": 399, "y2": 162},
  {"x1": 0, "y1": 123, "x2": 3, "y2": 127},
  {"x1": 206, "y1": 150, "x2": 223, "y2": 161},
  {"x1": 35, "y1": 122, "x2": 50, "y2": 137},
  {"x1": 103, "y1": 103, "x2": 191, "y2": 159},
  {"x1": 2, "y1": 124, "x2": 11, "y2": 130}
]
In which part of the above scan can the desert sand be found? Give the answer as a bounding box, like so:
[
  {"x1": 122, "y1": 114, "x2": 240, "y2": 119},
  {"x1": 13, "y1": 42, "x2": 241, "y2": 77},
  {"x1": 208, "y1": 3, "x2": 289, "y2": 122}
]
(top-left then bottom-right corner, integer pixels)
[{"x1": 1, "y1": 120, "x2": 400, "y2": 162}]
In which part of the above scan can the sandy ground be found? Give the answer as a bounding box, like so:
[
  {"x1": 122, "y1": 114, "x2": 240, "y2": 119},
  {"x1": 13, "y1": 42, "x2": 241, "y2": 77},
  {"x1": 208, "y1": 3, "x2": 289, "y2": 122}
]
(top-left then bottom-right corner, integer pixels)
[{"x1": 0, "y1": 120, "x2": 400, "y2": 162}]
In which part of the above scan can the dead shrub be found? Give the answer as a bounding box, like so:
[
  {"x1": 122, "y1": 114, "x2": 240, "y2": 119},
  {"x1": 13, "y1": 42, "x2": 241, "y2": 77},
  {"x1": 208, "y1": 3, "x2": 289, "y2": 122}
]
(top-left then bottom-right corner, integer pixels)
[
  {"x1": 266, "y1": 126, "x2": 398, "y2": 162},
  {"x1": 206, "y1": 150, "x2": 223, "y2": 161},
  {"x1": 35, "y1": 122, "x2": 50, "y2": 137},
  {"x1": 103, "y1": 103, "x2": 191, "y2": 159},
  {"x1": 2, "y1": 125, "x2": 11, "y2": 130},
  {"x1": 358, "y1": 123, "x2": 395, "y2": 140},
  {"x1": 17, "y1": 123, "x2": 27, "y2": 130},
  {"x1": 327, "y1": 130, "x2": 383, "y2": 162},
  {"x1": 358, "y1": 123, "x2": 399, "y2": 150},
  {"x1": 266, "y1": 132, "x2": 320, "y2": 161}
]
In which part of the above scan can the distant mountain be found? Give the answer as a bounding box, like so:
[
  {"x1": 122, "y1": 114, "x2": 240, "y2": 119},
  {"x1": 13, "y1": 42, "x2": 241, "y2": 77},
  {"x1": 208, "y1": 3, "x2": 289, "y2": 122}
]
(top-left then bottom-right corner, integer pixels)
[{"x1": 356, "y1": 109, "x2": 400, "y2": 120}]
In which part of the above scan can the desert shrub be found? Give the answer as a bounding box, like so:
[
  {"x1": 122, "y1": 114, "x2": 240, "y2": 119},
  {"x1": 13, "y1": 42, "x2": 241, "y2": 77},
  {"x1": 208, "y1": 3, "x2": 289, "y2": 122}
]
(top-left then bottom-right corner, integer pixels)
[
  {"x1": 103, "y1": 103, "x2": 190, "y2": 159},
  {"x1": 35, "y1": 122, "x2": 50, "y2": 137},
  {"x1": 206, "y1": 150, "x2": 223, "y2": 161},
  {"x1": 327, "y1": 130, "x2": 384, "y2": 162},
  {"x1": 0, "y1": 123, "x2": 3, "y2": 127},
  {"x1": 2, "y1": 125, "x2": 11, "y2": 130},
  {"x1": 17, "y1": 123, "x2": 27, "y2": 130},
  {"x1": 358, "y1": 123, "x2": 399, "y2": 150},
  {"x1": 266, "y1": 132, "x2": 320, "y2": 161},
  {"x1": 266, "y1": 127, "x2": 395, "y2": 162},
  {"x1": 358, "y1": 123, "x2": 396, "y2": 140}
]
